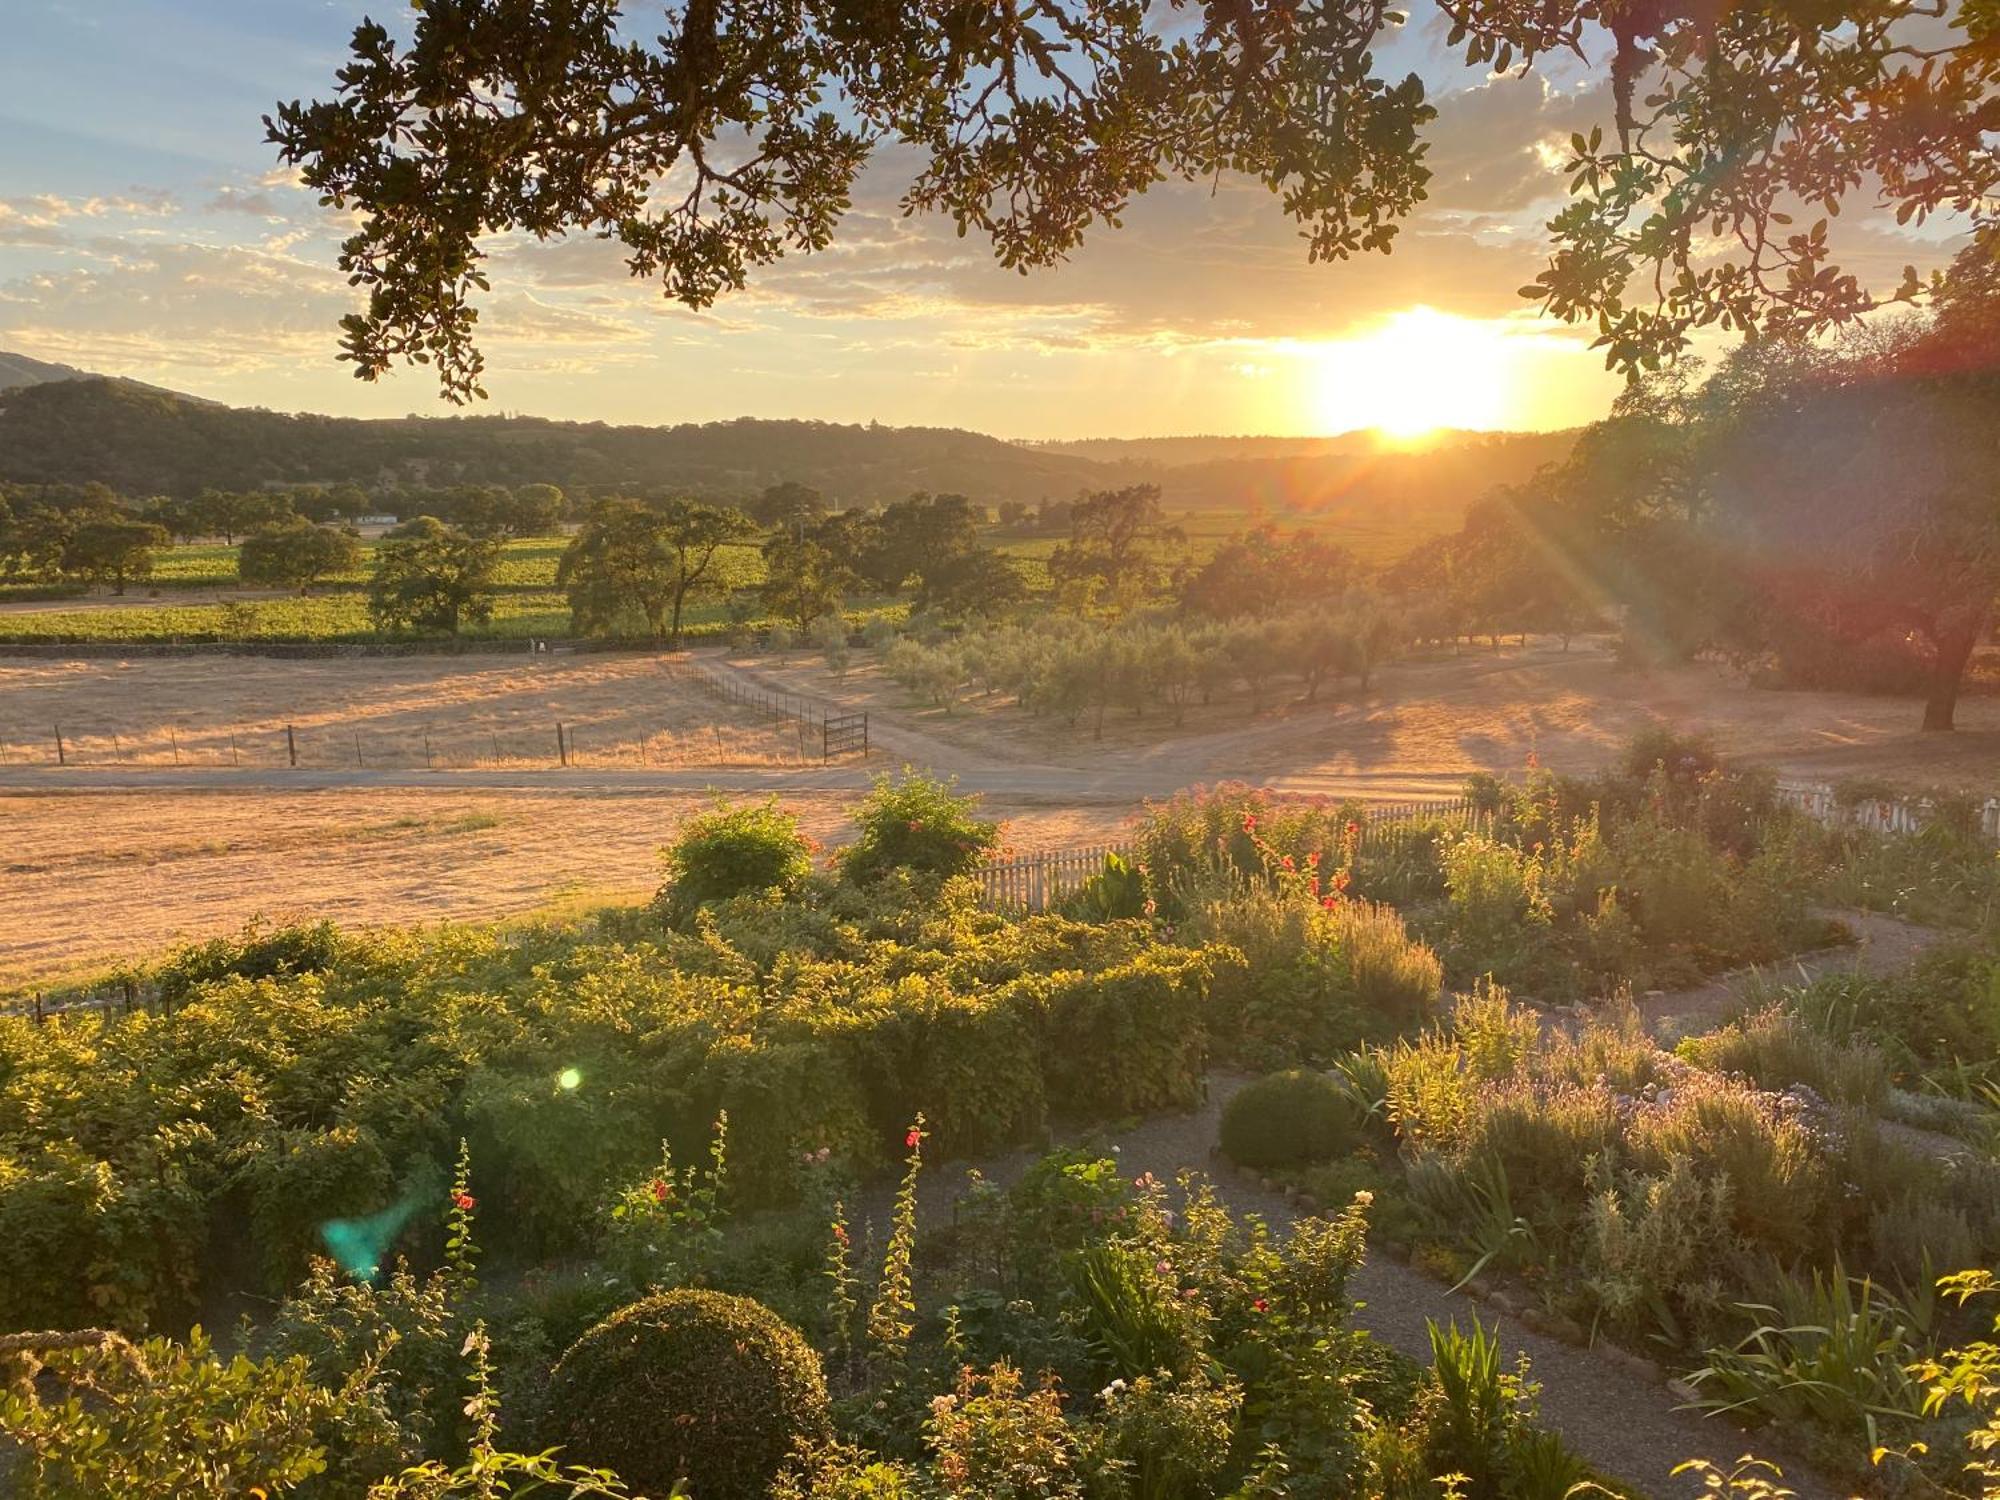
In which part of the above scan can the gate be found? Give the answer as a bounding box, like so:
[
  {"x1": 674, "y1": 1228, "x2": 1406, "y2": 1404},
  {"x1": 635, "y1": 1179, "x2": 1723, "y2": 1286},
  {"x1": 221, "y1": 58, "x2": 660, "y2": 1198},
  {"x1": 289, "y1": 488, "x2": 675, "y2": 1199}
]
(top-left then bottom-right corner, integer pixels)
[{"x1": 822, "y1": 711, "x2": 869, "y2": 761}]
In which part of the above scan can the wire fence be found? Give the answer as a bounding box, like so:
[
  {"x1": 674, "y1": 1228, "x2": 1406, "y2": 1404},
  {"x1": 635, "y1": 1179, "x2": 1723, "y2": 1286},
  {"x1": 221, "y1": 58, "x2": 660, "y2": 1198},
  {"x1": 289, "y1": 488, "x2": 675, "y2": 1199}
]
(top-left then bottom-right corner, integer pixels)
[
  {"x1": 680, "y1": 663, "x2": 870, "y2": 761},
  {"x1": 1, "y1": 714, "x2": 826, "y2": 771}
]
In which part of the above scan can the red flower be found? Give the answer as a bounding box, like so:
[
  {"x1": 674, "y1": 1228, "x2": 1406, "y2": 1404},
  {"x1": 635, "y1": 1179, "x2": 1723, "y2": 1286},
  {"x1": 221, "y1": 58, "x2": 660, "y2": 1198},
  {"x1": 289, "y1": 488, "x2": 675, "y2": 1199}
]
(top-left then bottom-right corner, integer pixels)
[
  {"x1": 1305, "y1": 851, "x2": 1321, "y2": 868},
  {"x1": 1252, "y1": 1297, "x2": 1269, "y2": 1313},
  {"x1": 1241, "y1": 813, "x2": 1258, "y2": 833},
  {"x1": 905, "y1": 1128, "x2": 923, "y2": 1149},
  {"x1": 1344, "y1": 821, "x2": 1360, "y2": 837},
  {"x1": 1320, "y1": 896, "x2": 1337, "y2": 910},
  {"x1": 833, "y1": 1223, "x2": 849, "y2": 1246},
  {"x1": 649, "y1": 1178, "x2": 670, "y2": 1203},
  {"x1": 452, "y1": 1191, "x2": 476, "y2": 1212},
  {"x1": 1280, "y1": 855, "x2": 1295, "y2": 871}
]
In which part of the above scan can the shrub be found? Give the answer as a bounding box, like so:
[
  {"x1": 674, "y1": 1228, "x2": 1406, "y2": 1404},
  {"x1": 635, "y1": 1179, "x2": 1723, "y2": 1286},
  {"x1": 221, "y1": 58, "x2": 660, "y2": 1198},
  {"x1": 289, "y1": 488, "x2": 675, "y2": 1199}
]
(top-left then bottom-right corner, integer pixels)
[
  {"x1": 1039, "y1": 949, "x2": 1220, "y2": 1121},
  {"x1": 542, "y1": 1289, "x2": 831, "y2": 1500},
  {"x1": 1625, "y1": 1075, "x2": 1828, "y2": 1255},
  {"x1": 841, "y1": 770, "x2": 999, "y2": 884},
  {"x1": 157, "y1": 918, "x2": 345, "y2": 1007},
  {"x1": 1678, "y1": 1009, "x2": 1891, "y2": 1108},
  {"x1": 657, "y1": 799, "x2": 814, "y2": 921},
  {"x1": 1219, "y1": 1069, "x2": 1366, "y2": 1169},
  {"x1": 0, "y1": 1329, "x2": 337, "y2": 1499}
]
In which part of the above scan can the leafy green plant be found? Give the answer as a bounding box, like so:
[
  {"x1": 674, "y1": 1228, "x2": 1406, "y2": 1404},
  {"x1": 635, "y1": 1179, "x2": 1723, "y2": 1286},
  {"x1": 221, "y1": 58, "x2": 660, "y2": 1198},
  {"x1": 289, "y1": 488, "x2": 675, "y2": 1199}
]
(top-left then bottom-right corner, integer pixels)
[
  {"x1": 1420, "y1": 1318, "x2": 1522, "y2": 1498},
  {"x1": 841, "y1": 770, "x2": 999, "y2": 884},
  {"x1": 657, "y1": 799, "x2": 814, "y2": 920},
  {"x1": 1686, "y1": 1263, "x2": 1925, "y2": 1451},
  {"x1": 1071, "y1": 1241, "x2": 1207, "y2": 1382},
  {"x1": 604, "y1": 1113, "x2": 730, "y2": 1292},
  {"x1": 0, "y1": 1327, "x2": 344, "y2": 1498},
  {"x1": 1065, "y1": 850, "x2": 1149, "y2": 921}
]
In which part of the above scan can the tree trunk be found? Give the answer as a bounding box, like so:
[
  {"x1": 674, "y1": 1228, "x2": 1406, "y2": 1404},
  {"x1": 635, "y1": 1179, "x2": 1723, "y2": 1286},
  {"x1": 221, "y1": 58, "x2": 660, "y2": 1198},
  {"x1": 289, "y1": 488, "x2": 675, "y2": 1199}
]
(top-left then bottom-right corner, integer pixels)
[{"x1": 1922, "y1": 604, "x2": 1990, "y2": 732}]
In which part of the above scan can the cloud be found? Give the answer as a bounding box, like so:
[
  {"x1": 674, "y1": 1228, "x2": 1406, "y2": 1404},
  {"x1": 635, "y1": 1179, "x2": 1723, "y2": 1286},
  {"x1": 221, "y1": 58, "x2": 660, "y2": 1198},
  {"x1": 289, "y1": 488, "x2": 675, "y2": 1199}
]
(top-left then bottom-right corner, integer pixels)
[{"x1": 204, "y1": 186, "x2": 283, "y2": 218}]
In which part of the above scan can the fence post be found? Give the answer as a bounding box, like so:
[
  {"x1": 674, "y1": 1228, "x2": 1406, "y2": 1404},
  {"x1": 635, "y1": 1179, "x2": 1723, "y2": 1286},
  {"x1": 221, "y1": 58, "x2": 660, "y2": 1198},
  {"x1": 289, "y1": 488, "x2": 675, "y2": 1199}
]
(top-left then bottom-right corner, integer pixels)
[
  {"x1": 355, "y1": 729, "x2": 364, "y2": 768},
  {"x1": 53, "y1": 725, "x2": 64, "y2": 766},
  {"x1": 424, "y1": 730, "x2": 433, "y2": 770},
  {"x1": 32, "y1": 992, "x2": 43, "y2": 1024},
  {"x1": 230, "y1": 733, "x2": 240, "y2": 768},
  {"x1": 557, "y1": 722, "x2": 568, "y2": 767},
  {"x1": 170, "y1": 726, "x2": 180, "y2": 765},
  {"x1": 286, "y1": 724, "x2": 297, "y2": 767}
]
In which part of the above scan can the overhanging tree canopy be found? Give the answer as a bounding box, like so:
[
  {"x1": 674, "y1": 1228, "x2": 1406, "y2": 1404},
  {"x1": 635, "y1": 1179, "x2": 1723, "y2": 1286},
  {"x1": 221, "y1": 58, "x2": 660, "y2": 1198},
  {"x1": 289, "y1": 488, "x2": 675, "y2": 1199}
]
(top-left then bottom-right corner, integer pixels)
[{"x1": 270, "y1": 0, "x2": 1993, "y2": 399}]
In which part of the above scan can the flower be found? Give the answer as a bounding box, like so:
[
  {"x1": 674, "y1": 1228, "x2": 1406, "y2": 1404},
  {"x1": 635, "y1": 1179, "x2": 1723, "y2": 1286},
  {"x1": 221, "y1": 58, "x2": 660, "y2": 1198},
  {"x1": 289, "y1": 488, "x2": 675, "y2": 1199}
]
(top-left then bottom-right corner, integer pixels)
[
  {"x1": 1252, "y1": 1297, "x2": 1269, "y2": 1313},
  {"x1": 452, "y1": 1191, "x2": 476, "y2": 1212},
  {"x1": 905, "y1": 1127, "x2": 923, "y2": 1149},
  {"x1": 1156, "y1": 1259, "x2": 1173, "y2": 1276},
  {"x1": 833, "y1": 1222, "x2": 849, "y2": 1246},
  {"x1": 1241, "y1": 813, "x2": 1258, "y2": 832},
  {"x1": 930, "y1": 1394, "x2": 957, "y2": 1416},
  {"x1": 1306, "y1": 850, "x2": 1321, "y2": 868},
  {"x1": 649, "y1": 1178, "x2": 670, "y2": 1203},
  {"x1": 1182, "y1": 1287, "x2": 1200, "y2": 1300}
]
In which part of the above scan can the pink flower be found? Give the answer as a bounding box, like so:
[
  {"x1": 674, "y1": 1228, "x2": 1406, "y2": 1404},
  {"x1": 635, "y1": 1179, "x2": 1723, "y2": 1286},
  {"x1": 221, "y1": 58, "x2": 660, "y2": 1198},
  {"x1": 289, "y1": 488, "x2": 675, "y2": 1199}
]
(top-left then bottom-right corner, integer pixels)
[
  {"x1": 1156, "y1": 1260, "x2": 1173, "y2": 1276},
  {"x1": 1252, "y1": 1297, "x2": 1269, "y2": 1313},
  {"x1": 1182, "y1": 1287, "x2": 1200, "y2": 1300},
  {"x1": 452, "y1": 1191, "x2": 476, "y2": 1212},
  {"x1": 905, "y1": 1128, "x2": 923, "y2": 1149},
  {"x1": 649, "y1": 1178, "x2": 669, "y2": 1203}
]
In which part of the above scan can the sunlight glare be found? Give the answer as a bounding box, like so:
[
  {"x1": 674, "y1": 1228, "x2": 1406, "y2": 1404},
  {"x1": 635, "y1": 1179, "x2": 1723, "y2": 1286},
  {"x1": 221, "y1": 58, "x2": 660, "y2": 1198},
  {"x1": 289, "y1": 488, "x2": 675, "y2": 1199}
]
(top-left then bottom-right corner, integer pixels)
[{"x1": 1312, "y1": 307, "x2": 1513, "y2": 438}]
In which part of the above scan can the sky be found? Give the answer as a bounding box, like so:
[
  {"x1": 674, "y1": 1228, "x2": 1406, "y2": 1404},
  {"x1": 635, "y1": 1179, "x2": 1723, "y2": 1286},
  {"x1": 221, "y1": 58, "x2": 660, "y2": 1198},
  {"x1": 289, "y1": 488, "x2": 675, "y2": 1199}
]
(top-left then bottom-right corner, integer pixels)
[{"x1": 0, "y1": 1, "x2": 1960, "y2": 439}]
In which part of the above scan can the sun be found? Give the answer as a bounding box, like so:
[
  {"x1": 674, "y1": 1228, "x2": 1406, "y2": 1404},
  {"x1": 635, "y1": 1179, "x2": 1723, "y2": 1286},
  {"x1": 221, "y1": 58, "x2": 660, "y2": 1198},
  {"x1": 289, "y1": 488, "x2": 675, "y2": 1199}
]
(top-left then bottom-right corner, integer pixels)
[{"x1": 1311, "y1": 307, "x2": 1513, "y2": 438}]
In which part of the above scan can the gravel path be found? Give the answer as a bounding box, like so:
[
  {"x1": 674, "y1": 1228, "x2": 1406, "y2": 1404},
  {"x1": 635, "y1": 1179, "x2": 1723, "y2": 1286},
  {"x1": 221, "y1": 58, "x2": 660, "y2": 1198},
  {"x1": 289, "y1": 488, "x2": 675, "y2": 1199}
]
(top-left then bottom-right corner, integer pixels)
[
  {"x1": 851, "y1": 1075, "x2": 1847, "y2": 1500},
  {"x1": 1632, "y1": 910, "x2": 1945, "y2": 1041}
]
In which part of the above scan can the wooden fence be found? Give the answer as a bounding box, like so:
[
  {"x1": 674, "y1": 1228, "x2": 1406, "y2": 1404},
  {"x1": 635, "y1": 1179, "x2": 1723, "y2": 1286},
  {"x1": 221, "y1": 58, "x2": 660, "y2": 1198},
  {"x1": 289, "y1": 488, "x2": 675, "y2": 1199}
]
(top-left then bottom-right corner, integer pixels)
[{"x1": 1775, "y1": 779, "x2": 2000, "y2": 841}]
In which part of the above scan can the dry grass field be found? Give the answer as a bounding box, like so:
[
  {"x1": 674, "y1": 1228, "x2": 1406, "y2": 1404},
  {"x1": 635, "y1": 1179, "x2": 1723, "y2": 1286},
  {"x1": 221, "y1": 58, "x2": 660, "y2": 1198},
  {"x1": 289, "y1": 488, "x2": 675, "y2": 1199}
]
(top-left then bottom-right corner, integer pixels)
[
  {"x1": 3, "y1": 640, "x2": 1993, "y2": 992},
  {"x1": 0, "y1": 654, "x2": 815, "y2": 770},
  {"x1": 722, "y1": 638, "x2": 2000, "y2": 790}
]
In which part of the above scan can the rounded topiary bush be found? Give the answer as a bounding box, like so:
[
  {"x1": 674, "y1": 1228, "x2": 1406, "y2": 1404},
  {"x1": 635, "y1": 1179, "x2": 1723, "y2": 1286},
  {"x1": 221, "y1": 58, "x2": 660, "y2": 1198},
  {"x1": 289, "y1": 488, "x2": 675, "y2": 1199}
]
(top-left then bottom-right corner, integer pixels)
[
  {"x1": 1220, "y1": 1069, "x2": 1366, "y2": 1169},
  {"x1": 542, "y1": 1288, "x2": 830, "y2": 1499}
]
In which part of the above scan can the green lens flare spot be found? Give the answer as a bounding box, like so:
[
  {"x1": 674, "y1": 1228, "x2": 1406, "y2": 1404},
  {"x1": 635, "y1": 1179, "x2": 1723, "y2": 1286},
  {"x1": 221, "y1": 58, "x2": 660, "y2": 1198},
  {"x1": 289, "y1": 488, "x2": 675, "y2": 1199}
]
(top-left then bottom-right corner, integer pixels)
[{"x1": 557, "y1": 1067, "x2": 583, "y2": 1091}]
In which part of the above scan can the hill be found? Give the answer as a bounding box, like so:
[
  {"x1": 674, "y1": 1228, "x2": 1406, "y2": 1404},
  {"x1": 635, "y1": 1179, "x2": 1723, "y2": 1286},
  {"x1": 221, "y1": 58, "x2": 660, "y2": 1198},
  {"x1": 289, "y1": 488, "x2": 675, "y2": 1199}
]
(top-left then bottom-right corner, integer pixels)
[
  {"x1": 0, "y1": 362, "x2": 1576, "y2": 550},
  {"x1": 0, "y1": 376, "x2": 1111, "y2": 504},
  {"x1": 0, "y1": 350, "x2": 97, "y2": 393}
]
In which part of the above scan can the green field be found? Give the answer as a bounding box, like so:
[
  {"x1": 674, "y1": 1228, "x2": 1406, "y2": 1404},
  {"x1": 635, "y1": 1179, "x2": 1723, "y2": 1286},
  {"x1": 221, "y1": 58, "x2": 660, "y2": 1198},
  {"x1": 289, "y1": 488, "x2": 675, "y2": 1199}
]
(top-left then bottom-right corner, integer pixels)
[
  {"x1": 0, "y1": 504, "x2": 1430, "y2": 644},
  {"x1": 0, "y1": 537, "x2": 773, "y2": 644}
]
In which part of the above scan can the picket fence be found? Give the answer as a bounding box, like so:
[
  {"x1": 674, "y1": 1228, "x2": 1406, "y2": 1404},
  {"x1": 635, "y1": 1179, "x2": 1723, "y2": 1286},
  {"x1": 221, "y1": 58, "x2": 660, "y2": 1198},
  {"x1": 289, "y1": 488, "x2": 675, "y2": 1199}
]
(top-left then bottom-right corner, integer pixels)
[{"x1": 1774, "y1": 779, "x2": 2000, "y2": 840}]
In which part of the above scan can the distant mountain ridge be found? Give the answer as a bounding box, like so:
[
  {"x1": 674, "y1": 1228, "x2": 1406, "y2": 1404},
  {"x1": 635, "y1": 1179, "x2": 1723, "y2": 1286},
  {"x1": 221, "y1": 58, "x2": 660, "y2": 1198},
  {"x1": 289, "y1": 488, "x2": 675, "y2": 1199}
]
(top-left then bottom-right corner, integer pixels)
[
  {"x1": 0, "y1": 353, "x2": 1577, "y2": 551},
  {"x1": 0, "y1": 350, "x2": 97, "y2": 392}
]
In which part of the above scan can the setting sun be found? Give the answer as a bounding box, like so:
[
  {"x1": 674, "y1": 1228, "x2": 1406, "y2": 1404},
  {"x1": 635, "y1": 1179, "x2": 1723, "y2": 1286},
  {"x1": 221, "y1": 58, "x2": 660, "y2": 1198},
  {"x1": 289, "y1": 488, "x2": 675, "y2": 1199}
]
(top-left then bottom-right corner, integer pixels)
[{"x1": 1311, "y1": 306, "x2": 1514, "y2": 437}]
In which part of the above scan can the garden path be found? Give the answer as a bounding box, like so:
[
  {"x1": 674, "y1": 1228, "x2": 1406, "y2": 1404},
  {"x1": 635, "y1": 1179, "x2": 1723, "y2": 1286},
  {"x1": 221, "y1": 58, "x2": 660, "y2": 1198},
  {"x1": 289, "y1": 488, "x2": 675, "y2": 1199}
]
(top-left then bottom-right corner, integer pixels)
[
  {"x1": 1626, "y1": 910, "x2": 1944, "y2": 1042},
  {"x1": 851, "y1": 1073, "x2": 1849, "y2": 1500}
]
